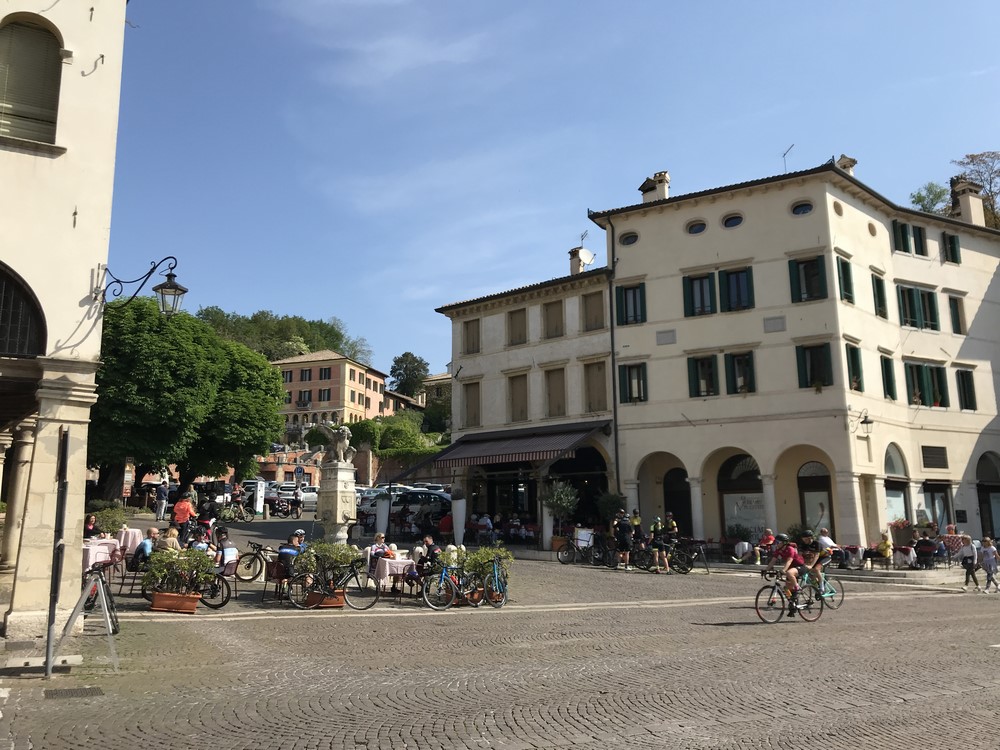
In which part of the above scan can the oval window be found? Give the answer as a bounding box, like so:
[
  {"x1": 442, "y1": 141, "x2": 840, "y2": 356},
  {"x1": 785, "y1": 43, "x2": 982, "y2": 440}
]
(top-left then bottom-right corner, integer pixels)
[
  {"x1": 619, "y1": 232, "x2": 639, "y2": 246},
  {"x1": 833, "y1": 201, "x2": 844, "y2": 216},
  {"x1": 792, "y1": 201, "x2": 813, "y2": 216},
  {"x1": 686, "y1": 221, "x2": 707, "y2": 235},
  {"x1": 722, "y1": 214, "x2": 743, "y2": 228}
]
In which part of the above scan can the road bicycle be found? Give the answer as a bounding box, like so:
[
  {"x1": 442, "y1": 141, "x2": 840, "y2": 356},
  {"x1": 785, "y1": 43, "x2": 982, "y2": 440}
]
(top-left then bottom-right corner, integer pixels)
[
  {"x1": 816, "y1": 567, "x2": 845, "y2": 609},
  {"x1": 557, "y1": 533, "x2": 593, "y2": 565},
  {"x1": 483, "y1": 555, "x2": 509, "y2": 608},
  {"x1": 287, "y1": 557, "x2": 379, "y2": 611},
  {"x1": 83, "y1": 559, "x2": 120, "y2": 634},
  {"x1": 141, "y1": 570, "x2": 232, "y2": 609},
  {"x1": 217, "y1": 501, "x2": 255, "y2": 524},
  {"x1": 234, "y1": 541, "x2": 275, "y2": 582},
  {"x1": 754, "y1": 569, "x2": 823, "y2": 623},
  {"x1": 421, "y1": 563, "x2": 460, "y2": 610}
]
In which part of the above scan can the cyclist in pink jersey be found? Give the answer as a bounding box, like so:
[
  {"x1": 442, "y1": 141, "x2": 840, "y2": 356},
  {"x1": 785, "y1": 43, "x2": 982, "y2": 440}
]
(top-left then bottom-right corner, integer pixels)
[{"x1": 764, "y1": 533, "x2": 807, "y2": 599}]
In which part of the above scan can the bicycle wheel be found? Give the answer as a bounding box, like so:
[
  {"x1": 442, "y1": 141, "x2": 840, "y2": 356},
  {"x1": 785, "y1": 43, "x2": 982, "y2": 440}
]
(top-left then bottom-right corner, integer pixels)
[
  {"x1": 241, "y1": 506, "x2": 255, "y2": 522},
  {"x1": 556, "y1": 542, "x2": 576, "y2": 565},
  {"x1": 217, "y1": 507, "x2": 235, "y2": 524},
  {"x1": 820, "y1": 577, "x2": 844, "y2": 610},
  {"x1": 484, "y1": 572, "x2": 508, "y2": 608},
  {"x1": 343, "y1": 569, "x2": 380, "y2": 610},
  {"x1": 287, "y1": 573, "x2": 322, "y2": 610},
  {"x1": 422, "y1": 574, "x2": 457, "y2": 610},
  {"x1": 458, "y1": 572, "x2": 484, "y2": 607},
  {"x1": 796, "y1": 585, "x2": 824, "y2": 622},
  {"x1": 103, "y1": 580, "x2": 121, "y2": 635},
  {"x1": 754, "y1": 585, "x2": 786, "y2": 624},
  {"x1": 235, "y1": 553, "x2": 264, "y2": 582},
  {"x1": 200, "y1": 575, "x2": 231, "y2": 609},
  {"x1": 590, "y1": 545, "x2": 606, "y2": 567},
  {"x1": 671, "y1": 549, "x2": 692, "y2": 574},
  {"x1": 633, "y1": 547, "x2": 653, "y2": 571},
  {"x1": 292, "y1": 506, "x2": 303, "y2": 519}
]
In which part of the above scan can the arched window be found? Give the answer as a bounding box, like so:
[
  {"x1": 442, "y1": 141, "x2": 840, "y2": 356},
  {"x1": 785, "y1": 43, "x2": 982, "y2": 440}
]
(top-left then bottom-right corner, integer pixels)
[
  {"x1": 797, "y1": 461, "x2": 833, "y2": 537},
  {"x1": 717, "y1": 454, "x2": 764, "y2": 537},
  {"x1": 0, "y1": 19, "x2": 63, "y2": 143},
  {"x1": 883, "y1": 444, "x2": 910, "y2": 523},
  {"x1": 884, "y1": 444, "x2": 907, "y2": 478},
  {"x1": 0, "y1": 265, "x2": 45, "y2": 356}
]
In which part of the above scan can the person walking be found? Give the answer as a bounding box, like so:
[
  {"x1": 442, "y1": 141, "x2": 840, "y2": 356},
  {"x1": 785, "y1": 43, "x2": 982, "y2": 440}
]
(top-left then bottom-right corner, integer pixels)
[
  {"x1": 980, "y1": 538, "x2": 999, "y2": 593},
  {"x1": 155, "y1": 481, "x2": 169, "y2": 522},
  {"x1": 958, "y1": 534, "x2": 980, "y2": 592},
  {"x1": 649, "y1": 516, "x2": 671, "y2": 574}
]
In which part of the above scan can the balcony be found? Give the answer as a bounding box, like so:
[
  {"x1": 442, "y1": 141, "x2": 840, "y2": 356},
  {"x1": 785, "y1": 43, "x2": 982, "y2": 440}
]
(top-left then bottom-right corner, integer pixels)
[{"x1": 295, "y1": 400, "x2": 312, "y2": 409}]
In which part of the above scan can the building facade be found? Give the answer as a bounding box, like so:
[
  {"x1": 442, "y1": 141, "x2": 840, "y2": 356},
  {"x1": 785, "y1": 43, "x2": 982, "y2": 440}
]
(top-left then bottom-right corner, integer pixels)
[
  {"x1": 0, "y1": 2, "x2": 128, "y2": 635},
  {"x1": 440, "y1": 159, "x2": 1000, "y2": 546}
]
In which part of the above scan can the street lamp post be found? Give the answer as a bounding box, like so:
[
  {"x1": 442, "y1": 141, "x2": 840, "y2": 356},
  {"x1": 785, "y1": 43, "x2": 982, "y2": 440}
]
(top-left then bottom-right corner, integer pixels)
[{"x1": 94, "y1": 256, "x2": 188, "y2": 316}]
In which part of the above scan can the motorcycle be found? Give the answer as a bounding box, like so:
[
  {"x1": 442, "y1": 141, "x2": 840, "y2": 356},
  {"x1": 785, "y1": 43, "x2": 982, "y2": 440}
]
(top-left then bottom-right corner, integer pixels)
[{"x1": 270, "y1": 496, "x2": 291, "y2": 518}]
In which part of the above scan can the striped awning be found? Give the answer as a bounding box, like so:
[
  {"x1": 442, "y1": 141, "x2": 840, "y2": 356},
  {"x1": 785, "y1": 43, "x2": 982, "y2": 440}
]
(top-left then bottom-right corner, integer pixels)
[{"x1": 433, "y1": 421, "x2": 609, "y2": 468}]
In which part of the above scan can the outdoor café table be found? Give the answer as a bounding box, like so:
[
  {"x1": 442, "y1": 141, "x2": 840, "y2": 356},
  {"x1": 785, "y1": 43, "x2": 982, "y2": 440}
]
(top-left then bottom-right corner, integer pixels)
[
  {"x1": 893, "y1": 546, "x2": 917, "y2": 569},
  {"x1": 116, "y1": 527, "x2": 143, "y2": 555},
  {"x1": 941, "y1": 534, "x2": 965, "y2": 555},
  {"x1": 374, "y1": 557, "x2": 416, "y2": 590},
  {"x1": 82, "y1": 538, "x2": 120, "y2": 571}
]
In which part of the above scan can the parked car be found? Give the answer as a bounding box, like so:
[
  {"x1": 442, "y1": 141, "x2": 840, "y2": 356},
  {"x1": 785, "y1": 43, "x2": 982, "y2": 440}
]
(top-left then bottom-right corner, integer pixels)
[
  {"x1": 411, "y1": 482, "x2": 447, "y2": 492},
  {"x1": 392, "y1": 490, "x2": 451, "y2": 519},
  {"x1": 299, "y1": 485, "x2": 319, "y2": 512}
]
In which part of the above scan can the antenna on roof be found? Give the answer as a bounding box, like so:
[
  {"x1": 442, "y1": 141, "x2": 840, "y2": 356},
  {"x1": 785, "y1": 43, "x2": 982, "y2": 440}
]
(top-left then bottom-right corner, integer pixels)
[
  {"x1": 580, "y1": 230, "x2": 588, "y2": 244},
  {"x1": 782, "y1": 143, "x2": 795, "y2": 172}
]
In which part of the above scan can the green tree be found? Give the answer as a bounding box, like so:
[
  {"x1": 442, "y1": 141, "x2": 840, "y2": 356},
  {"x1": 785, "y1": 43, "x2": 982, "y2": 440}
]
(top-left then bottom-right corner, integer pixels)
[
  {"x1": 175, "y1": 341, "x2": 285, "y2": 484},
  {"x1": 910, "y1": 181, "x2": 950, "y2": 215},
  {"x1": 389, "y1": 352, "x2": 429, "y2": 396},
  {"x1": 88, "y1": 298, "x2": 227, "y2": 498},
  {"x1": 952, "y1": 151, "x2": 1000, "y2": 229}
]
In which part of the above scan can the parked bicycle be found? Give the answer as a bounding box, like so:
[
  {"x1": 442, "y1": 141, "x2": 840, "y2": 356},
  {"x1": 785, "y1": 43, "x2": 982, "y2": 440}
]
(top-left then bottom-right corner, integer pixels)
[
  {"x1": 422, "y1": 562, "x2": 460, "y2": 610},
  {"x1": 234, "y1": 540, "x2": 274, "y2": 582},
  {"x1": 483, "y1": 554, "x2": 509, "y2": 608},
  {"x1": 217, "y1": 500, "x2": 255, "y2": 524},
  {"x1": 557, "y1": 531, "x2": 593, "y2": 565},
  {"x1": 83, "y1": 559, "x2": 120, "y2": 634},
  {"x1": 287, "y1": 557, "x2": 379, "y2": 611},
  {"x1": 754, "y1": 569, "x2": 823, "y2": 623},
  {"x1": 141, "y1": 569, "x2": 232, "y2": 609}
]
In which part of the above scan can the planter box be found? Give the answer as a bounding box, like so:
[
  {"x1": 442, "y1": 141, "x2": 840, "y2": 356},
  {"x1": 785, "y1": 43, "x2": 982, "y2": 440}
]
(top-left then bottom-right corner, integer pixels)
[
  {"x1": 456, "y1": 587, "x2": 485, "y2": 607},
  {"x1": 550, "y1": 535, "x2": 566, "y2": 551},
  {"x1": 305, "y1": 589, "x2": 345, "y2": 608},
  {"x1": 150, "y1": 591, "x2": 200, "y2": 613}
]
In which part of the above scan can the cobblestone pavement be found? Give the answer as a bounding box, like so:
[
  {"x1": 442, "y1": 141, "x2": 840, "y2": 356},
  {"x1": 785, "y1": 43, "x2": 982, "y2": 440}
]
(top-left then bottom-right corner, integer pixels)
[{"x1": 2, "y1": 529, "x2": 998, "y2": 749}]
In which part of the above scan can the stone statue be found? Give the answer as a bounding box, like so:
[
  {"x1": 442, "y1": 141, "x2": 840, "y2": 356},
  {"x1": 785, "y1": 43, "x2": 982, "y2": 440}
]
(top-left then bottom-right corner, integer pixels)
[{"x1": 315, "y1": 423, "x2": 357, "y2": 464}]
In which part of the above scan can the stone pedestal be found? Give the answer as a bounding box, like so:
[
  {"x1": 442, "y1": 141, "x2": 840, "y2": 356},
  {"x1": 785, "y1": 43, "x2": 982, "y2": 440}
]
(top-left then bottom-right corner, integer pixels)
[{"x1": 317, "y1": 461, "x2": 356, "y2": 544}]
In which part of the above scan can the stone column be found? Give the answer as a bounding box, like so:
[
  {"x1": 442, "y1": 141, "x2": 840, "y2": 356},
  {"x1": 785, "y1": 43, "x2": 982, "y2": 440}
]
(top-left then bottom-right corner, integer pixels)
[
  {"x1": 759, "y1": 474, "x2": 778, "y2": 533},
  {"x1": 623, "y1": 479, "x2": 640, "y2": 516},
  {"x1": 686, "y1": 477, "x2": 704, "y2": 539},
  {"x1": 0, "y1": 433, "x2": 13, "y2": 501},
  {"x1": 317, "y1": 460, "x2": 357, "y2": 544},
  {"x1": 0, "y1": 424, "x2": 34, "y2": 572},
  {"x1": 6, "y1": 363, "x2": 98, "y2": 639},
  {"x1": 450, "y1": 488, "x2": 467, "y2": 548},
  {"x1": 833, "y1": 472, "x2": 865, "y2": 546},
  {"x1": 871, "y1": 476, "x2": 889, "y2": 537}
]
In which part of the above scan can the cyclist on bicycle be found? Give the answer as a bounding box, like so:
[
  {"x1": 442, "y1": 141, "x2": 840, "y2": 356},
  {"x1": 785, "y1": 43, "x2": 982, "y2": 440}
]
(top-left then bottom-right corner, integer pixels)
[
  {"x1": 648, "y1": 516, "x2": 671, "y2": 574},
  {"x1": 797, "y1": 529, "x2": 829, "y2": 588},
  {"x1": 763, "y1": 533, "x2": 806, "y2": 607}
]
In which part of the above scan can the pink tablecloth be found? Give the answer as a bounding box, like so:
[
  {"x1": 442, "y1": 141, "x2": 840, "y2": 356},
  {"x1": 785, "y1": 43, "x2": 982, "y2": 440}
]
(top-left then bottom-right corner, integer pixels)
[
  {"x1": 116, "y1": 528, "x2": 144, "y2": 554},
  {"x1": 374, "y1": 557, "x2": 416, "y2": 588},
  {"x1": 82, "y1": 539, "x2": 120, "y2": 571},
  {"x1": 941, "y1": 535, "x2": 965, "y2": 555}
]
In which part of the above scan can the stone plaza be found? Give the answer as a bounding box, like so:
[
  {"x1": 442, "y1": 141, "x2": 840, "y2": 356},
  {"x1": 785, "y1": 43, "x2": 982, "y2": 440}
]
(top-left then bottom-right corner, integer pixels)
[{"x1": 0, "y1": 526, "x2": 997, "y2": 749}]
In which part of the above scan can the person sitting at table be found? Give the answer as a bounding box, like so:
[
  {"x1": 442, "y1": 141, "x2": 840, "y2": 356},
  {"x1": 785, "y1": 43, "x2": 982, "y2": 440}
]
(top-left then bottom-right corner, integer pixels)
[
  {"x1": 127, "y1": 527, "x2": 159, "y2": 573},
  {"x1": 187, "y1": 526, "x2": 215, "y2": 555},
  {"x1": 816, "y1": 528, "x2": 844, "y2": 567},
  {"x1": 914, "y1": 532, "x2": 938, "y2": 570},
  {"x1": 368, "y1": 532, "x2": 392, "y2": 573},
  {"x1": 277, "y1": 532, "x2": 305, "y2": 577},
  {"x1": 437, "y1": 511, "x2": 454, "y2": 544},
  {"x1": 83, "y1": 514, "x2": 104, "y2": 539},
  {"x1": 478, "y1": 514, "x2": 496, "y2": 545},
  {"x1": 154, "y1": 526, "x2": 183, "y2": 552},
  {"x1": 863, "y1": 532, "x2": 892, "y2": 568},
  {"x1": 753, "y1": 529, "x2": 776, "y2": 565},
  {"x1": 416, "y1": 534, "x2": 442, "y2": 572},
  {"x1": 213, "y1": 526, "x2": 240, "y2": 573}
]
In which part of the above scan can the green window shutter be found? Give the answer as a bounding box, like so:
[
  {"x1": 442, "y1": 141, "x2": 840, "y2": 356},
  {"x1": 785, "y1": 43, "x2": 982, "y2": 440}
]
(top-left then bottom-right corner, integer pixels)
[
  {"x1": 935, "y1": 368, "x2": 950, "y2": 408},
  {"x1": 912, "y1": 289, "x2": 925, "y2": 329},
  {"x1": 822, "y1": 343, "x2": 833, "y2": 386},
  {"x1": 639, "y1": 364, "x2": 648, "y2": 402},
  {"x1": 882, "y1": 358, "x2": 896, "y2": 401},
  {"x1": 724, "y1": 353, "x2": 735, "y2": 394},
  {"x1": 816, "y1": 258, "x2": 828, "y2": 299},
  {"x1": 615, "y1": 287, "x2": 625, "y2": 325},
  {"x1": 709, "y1": 356, "x2": 719, "y2": 395},
  {"x1": 927, "y1": 292, "x2": 939, "y2": 330},
  {"x1": 746, "y1": 351, "x2": 756, "y2": 393},
  {"x1": 836, "y1": 258, "x2": 845, "y2": 300},
  {"x1": 718, "y1": 271, "x2": 729, "y2": 313},
  {"x1": 904, "y1": 365, "x2": 914, "y2": 404},
  {"x1": 618, "y1": 365, "x2": 628, "y2": 403},
  {"x1": 896, "y1": 286, "x2": 904, "y2": 324},
  {"x1": 920, "y1": 366, "x2": 933, "y2": 407},
  {"x1": 745, "y1": 267, "x2": 755, "y2": 309},
  {"x1": 913, "y1": 225, "x2": 927, "y2": 255},
  {"x1": 707, "y1": 275, "x2": 717, "y2": 314},
  {"x1": 838, "y1": 258, "x2": 853, "y2": 302},
  {"x1": 892, "y1": 220, "x2": 903, "y2": 252},
  {"x1": 637, "y1": 283, "x2": 647, "y2": 323},
  {"x1": 687, "y1": 358, "x2": 699, "y2": 398},
  {"x1": 788, "y1": 260, "x2": 801, "y2": 303},
  {"x1": 950, "y1": 234, "x2": 961, "y2": 264},
  {"x1": 796, "y1": 346, "x2": 807, "y2": 388},
  {"x1": 682, "y1": 277, "x2": 694, "y2": 317}
]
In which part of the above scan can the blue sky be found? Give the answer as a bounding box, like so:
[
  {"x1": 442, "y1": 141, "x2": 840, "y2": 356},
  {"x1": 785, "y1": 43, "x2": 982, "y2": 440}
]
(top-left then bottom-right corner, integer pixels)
[{"x1": 110, "y1": 1, "x2": 1000, "y2": 375}]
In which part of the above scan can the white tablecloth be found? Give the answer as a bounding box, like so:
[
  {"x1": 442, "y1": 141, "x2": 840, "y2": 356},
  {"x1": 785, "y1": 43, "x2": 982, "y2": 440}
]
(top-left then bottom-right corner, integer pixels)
[
  {"x1": 116, "y1": 528, "x2": 144, "y2": 554},
  {"x1": 374, "y1": 557, "x2": 416, "y2": 588},
  {"x1": 82, "y1": 539, "x2": 120, "y2": 571},
  {"x1": 893, "y1": 547, "x2": 917, "y2": 568}
]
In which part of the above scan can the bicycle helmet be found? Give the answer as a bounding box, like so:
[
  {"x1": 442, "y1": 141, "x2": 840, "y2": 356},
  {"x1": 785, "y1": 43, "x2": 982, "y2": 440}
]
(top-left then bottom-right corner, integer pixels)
[
  {"x1": 774, "y1": 533, "x2": 790, "y2": 543},
  {"x1": 800, "y1": 529, "x2": 814, "y2": 538},
  {"x1": 294, "y1": 528, "x2": 306, "y2": 536}
]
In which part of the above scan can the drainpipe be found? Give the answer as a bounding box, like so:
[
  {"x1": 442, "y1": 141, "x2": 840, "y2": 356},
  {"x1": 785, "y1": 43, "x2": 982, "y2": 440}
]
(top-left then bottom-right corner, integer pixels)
[{"x1": 606, "y1": 216, "x2": 622, "y2": 496}]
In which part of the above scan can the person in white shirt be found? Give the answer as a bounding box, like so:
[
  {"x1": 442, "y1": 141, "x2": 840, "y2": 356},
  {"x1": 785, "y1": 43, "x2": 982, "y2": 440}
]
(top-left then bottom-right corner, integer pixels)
[
  {"x1": 213, "y1": 527, "x2": 240, "y2": 573},
  {"x1": 957, "y1": 534, "x2": 980, "y2": 591}
]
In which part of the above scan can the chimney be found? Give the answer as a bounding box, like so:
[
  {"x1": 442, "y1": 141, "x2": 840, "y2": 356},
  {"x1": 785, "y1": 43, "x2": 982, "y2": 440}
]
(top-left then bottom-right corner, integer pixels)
[
  {"x1": 638, "y1": 170, "x2": 670, "y2": 203},
  {"x1": 950, "y1": 176, "x2": 986, "y2": 227},
  {"x1": 569, "y1": 246, "x2": 587, "y2": 275},
  {"x1": 835, "y1": 154, "x2": 857, "y2": 176}
]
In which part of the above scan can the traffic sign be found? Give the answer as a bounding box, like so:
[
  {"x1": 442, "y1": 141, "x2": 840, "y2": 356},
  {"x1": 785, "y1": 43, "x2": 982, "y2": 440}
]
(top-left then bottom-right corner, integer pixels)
[{"x1": 294, "y1": 465, "x2": 304, "y2": 477}]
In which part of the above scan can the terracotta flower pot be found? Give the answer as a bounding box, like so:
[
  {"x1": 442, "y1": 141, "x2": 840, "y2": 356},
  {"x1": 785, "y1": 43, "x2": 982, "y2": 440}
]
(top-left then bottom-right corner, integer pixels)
[
  {"x1": 550, "y1": 535, "x2": 566, "y2": 551},
  {"x1": 150, "y1": 591, "x2": 201, "y2": 614},
  {"x1": 305, "y1": 589, "x2": 345, "y2": 608}
]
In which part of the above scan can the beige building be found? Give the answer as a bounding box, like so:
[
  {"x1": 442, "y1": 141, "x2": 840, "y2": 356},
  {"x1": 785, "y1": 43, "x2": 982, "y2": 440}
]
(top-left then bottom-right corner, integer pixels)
[
  {"x1": 0, "y1": 2, "x2": 128, "y2": 635},
  {"x1": 439, "y1": 159, "x2": 1000, "y2": 546}
]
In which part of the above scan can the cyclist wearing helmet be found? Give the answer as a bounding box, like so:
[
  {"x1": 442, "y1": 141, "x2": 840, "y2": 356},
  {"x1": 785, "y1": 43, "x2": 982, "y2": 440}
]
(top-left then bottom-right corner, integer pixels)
[
  {"x1": 764, "y1": 533, "x2": 806, "y2": 605},
  {"x1": 797, "y1": 529, "x2": 828, "y2": 588},
  {"x1": 648, "y1": 516, "x2": 671, "y2": 574},
  {"x1": 663, "y1": 512, "x2": 679, "y2": 542}
]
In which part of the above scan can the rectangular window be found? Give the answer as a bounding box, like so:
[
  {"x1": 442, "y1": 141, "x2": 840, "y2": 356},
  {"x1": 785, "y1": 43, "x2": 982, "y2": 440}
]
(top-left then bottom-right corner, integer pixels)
[
  {"x1": 897, "y1": 286, "x2": 938, "y2": 330},
  {"x1": 284, "y1": 392, "x2": 292, "y2": 404},
  {"x1": 298, "y1": 390, "x2": 312, "y2": 404},
  {"x1": 365, "y1": 377, "x2": 372, "y2": 390},
  {"x1": 837, "y1": 257, "x2": 854, "y2": 303},
  {"x1": 349, "y1": 391, "x2": 355, "y2": 403},
  {"x1": 585, "y1": 361, "x2": 608, "y2": 412},
  {"x1": 920, "y1": 290, "x2": 939, "y2": 331},
  {"x1": 941, "y1": 232, "x2": 962, "y2": 264},
  {"x1": 846, "y1": 345, "x2": 863, "y2": 392},
  {"x1": 881, "y1": 356, "x2": 896, "y2": 400},
  {"x1": 300, "y1": 368, "x2": 312, "y2": 382},
  {"x1": 872, "y1": 275, "x2": 888, "y2": 319},
  {"x1": 508, "y1": 373, "x2": 528, "y2": 422},
  {"x1": 718, "y1": 267, "x2": 754, "y2": 312},
  {"x1": 687, "y1": 355, "x2": 719, "y2": 397},
  {"x1": 956, "y1": 370, "x2": 977, "y2": 411},
  {"x1": 463, "y1": 382, "x2": 481, "y2": 428},
  {"x1": 949, "y1": 296, "x2": 965, "y2": 335},
  {"x1": 724, "y1": 351, "x2": 755, "y2": 394},
  {"x1": 788, "y1": 257, "x2": 827, "y2": 302},
  {"x1": 463, "y1": 319, "x2": 481, "y2": 354},
  {"x1": 795, "y1": 343, "x2": 833, "y2": 389},
  {"x1": 892, "y1": 219, "x2": 913, "y2": 253},
  {"x1": 507, "y1": 309, "x2": 527, "y2": 346},
  {"x1": 904, "y1": 363, "x2": 949, "y2": 407},
  {"x1": 683, "y1": 274, "x2": 717, "y2": 316},
  {"x1": 349, "y1": 369, "x2": 355, "y2": 382},
  {"x1": 282, "y1": 370, "x2": 293, "y2": 384},
  {"x1": 618, "y1": 363, "x2": 648, "y2": 403},
  {"x1": 545, "y1": 368, "x2": 566, "y2": 417},
  {"x1": 319, "y1": 367, "x2": 331, "y2": 380},
  {"x1": 365, "y1": 396, "x2": 371, "y2": 409},
  {"x1": 913, "y1": 225, "x2": 927, "y2": 256},
  {"x1": 543, "y1": 301, "x2": 564, "y2": 339},
  {"x1": 582, "y1": 291, "x2": 605, "y2": 331},
  {"x1": 318, "y1": 388, "x2": 331, "y2": 401},
  {"x1": 615, "y1": 284, "x2": 647, "y2": 325}
]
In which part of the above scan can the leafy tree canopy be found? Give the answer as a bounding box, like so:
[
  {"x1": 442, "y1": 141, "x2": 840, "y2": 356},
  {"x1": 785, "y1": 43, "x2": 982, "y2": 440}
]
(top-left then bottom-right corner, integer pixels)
[
  {"x1": 910, "y1": 181, "x2": 949, "y2": 215},
  {"x1": 952, "y1": 151, "x2": 1000, "y2": 229},
  {"x1": 389, "y1": 352, "x2": 429, "y2": 396}
]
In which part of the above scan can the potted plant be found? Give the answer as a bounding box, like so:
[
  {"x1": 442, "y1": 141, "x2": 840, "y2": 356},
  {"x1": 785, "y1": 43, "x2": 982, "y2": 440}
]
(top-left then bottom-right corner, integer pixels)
[
  {"x1": 812, "y1": 379, "x2": 824, "y2": 394},
  {"x1": 93, "y1": 507, "x2": 127, "y2": 536},
  {"x1": 295, "y1": 542, "x2": 363, "y2": 608},
  {"x1": 932, "y1": 388, "x2": 942, "y2": 407},
  {"x1": 465, "y1": 544, "x2": 513, "y2": 604},
  {"x1": 144, "y1": 549, "x2": 216, "y2": 613},
  {"x1": 888, "y1": 517, "x2": 912, "y2": 546},
  {"x1": 540, "y1": 481, "x2": 579, "y2": 550}
]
